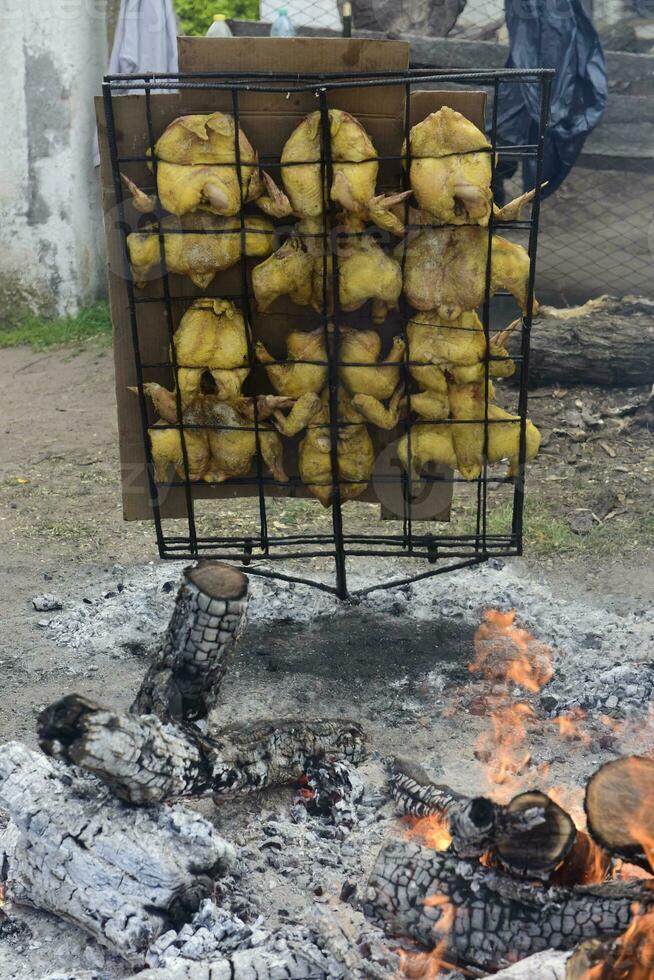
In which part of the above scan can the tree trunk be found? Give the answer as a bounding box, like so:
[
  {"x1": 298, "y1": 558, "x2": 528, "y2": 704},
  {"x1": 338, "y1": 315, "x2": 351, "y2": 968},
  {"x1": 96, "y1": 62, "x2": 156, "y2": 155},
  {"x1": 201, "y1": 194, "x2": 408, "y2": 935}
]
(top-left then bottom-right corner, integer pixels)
[
  {"x1": 365, "y1": 840, "x2": 652, "y2": 974},
  {"x1": 39, "y1": 694, "x2": 370, "y2": 806},
  {"x1": 0, "y1": 743, "x2": 235, "y2": 966},
  {"x1": 342, "y1": 0, "x2": 466, "y2": 35},
  {"x1": 518, "y1": 296, "x2": 654, "y2": 388},
  {"x1": 132, "y1": 562, "x2": 249, "y2": 724}
]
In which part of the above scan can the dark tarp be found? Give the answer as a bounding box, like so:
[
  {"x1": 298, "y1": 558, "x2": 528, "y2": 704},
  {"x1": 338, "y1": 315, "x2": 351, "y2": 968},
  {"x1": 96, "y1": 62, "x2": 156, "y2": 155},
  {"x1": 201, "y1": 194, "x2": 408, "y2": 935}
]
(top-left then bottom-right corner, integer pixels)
[{"x1": 495, "y1": 0, "x2": 608, "y2": 200}]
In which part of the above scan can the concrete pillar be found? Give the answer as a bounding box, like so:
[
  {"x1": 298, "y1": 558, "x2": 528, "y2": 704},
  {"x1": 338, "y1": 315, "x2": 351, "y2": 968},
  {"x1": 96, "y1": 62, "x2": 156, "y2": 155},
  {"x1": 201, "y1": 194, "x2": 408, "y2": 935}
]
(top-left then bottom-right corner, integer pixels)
[{"x1": 0, "y1": 1, "x2": 109, "y2": 317}]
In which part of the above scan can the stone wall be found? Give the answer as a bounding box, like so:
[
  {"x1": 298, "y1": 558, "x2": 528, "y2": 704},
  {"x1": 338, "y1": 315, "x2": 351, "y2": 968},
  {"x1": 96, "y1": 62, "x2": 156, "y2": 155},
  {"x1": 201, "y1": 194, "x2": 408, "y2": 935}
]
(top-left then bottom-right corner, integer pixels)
[{"x1": 0, "y1": 1, "x2": 110, "y2": 317}]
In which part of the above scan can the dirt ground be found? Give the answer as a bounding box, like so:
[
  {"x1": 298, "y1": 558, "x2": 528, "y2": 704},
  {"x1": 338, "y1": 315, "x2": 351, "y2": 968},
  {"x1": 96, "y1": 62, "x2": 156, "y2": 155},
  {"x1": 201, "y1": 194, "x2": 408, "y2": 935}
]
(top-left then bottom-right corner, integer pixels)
[
  {"x1": 0, "y1": 340, "x2": 652, "y2": 748},
  {"x1": 0, "y1": 341, "x2": 653, "y2": 980}
]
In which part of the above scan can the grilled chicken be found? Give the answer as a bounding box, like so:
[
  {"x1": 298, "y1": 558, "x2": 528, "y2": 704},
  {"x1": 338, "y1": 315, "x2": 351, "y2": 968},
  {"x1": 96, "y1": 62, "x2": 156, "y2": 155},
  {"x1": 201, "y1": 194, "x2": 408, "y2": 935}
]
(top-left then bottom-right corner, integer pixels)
[{"x1": 127, "y1": 213, "x2": 275, "y2": 289}]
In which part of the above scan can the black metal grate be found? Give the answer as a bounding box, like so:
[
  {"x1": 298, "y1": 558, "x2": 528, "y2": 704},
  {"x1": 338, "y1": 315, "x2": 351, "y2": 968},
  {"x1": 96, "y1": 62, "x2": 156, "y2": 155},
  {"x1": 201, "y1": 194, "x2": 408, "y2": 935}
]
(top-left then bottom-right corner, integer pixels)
[{"x1": 103, "y1": 67, "x2": 552, "y2": 598}]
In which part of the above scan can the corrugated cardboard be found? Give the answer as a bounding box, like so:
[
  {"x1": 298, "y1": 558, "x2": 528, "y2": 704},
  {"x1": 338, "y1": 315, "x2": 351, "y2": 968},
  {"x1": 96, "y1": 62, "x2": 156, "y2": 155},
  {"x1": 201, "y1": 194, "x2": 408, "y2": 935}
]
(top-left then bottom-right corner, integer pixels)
[{"x1": 97, "y1": 38, "x2": 485, "y2": 527}]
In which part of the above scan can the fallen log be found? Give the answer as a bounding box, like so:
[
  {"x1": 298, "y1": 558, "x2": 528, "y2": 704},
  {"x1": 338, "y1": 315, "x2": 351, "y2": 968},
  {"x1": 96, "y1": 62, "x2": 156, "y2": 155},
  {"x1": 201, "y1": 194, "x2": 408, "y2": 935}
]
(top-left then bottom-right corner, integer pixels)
[
  {"x1": 39, "y1": 694, "x2": 370, "y2": 806},
  {"x1": 0, "y1": 742, "x2": 235, "y2": 966},
  {"x1": 365, "y1": 840, "x2": 653, "y2": 974},
  {"x1": 585, "y1": 756, "x2": 654, "y2": 873},
  {"x1": 518, "y1": 296, "x2": 654, "y2": 388},
  {"x1": 390, "y1": 758, "x2": 575, "y2": 879},
  {"x1": 131, "y1": 562, "x2": 249, "y2": 723}
]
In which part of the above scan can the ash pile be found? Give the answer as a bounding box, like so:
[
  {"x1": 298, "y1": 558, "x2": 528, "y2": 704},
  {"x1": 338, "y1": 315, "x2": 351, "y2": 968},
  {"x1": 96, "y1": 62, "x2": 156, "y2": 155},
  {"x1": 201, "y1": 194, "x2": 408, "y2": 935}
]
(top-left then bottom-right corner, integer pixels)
[{"x1": 4, "y1": 561, "x2": 654, "y2": 980}]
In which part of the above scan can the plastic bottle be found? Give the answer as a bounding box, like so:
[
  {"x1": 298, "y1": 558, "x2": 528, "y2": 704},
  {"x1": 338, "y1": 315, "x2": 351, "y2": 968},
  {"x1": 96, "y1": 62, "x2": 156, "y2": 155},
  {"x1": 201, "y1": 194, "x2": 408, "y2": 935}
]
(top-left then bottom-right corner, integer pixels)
[
  {"x1": 206, "y1": 14, "x2": 233, "y2": 37},
  {"x1": 270, "y1": 7, "x2": 296, "y2": 36}
]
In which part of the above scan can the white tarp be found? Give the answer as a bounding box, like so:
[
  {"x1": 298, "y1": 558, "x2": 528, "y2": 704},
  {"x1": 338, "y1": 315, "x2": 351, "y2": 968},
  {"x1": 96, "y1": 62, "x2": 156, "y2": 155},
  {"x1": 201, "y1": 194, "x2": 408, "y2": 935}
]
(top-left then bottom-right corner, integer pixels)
[{"x1": 95, "y1": 0, "x2": 179, "y2": 165}]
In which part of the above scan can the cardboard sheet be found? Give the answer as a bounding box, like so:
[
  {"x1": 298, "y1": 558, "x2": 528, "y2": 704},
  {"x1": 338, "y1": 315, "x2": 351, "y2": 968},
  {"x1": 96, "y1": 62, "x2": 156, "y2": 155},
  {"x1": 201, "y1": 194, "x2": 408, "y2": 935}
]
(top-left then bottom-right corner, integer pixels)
[{"x1": 97, "y1": 38, "x2": 485, "y2": 526}]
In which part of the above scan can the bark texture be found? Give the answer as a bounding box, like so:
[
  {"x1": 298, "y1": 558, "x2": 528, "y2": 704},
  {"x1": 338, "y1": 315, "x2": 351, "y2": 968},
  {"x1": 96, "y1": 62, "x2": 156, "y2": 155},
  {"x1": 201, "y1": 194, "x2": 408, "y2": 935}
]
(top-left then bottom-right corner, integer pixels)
[
  {"x1": 39, "y1": 694, "x2": 370, "y2": 806},
  {"x1": 132, "y1": 562, "x2": 249, "y2": 723},
  {"x1": 365, "y1": 840, "x2": 653, "y2": 973},
  {"x1": 524, "y1": 296, "x2": 654, "y2": 388},
  {"x1": 390, "y1": 758, "x2": 575, "y2": 879},
  {"x1": 0, "y1": 742, "x2": 235, "y2": 965}
]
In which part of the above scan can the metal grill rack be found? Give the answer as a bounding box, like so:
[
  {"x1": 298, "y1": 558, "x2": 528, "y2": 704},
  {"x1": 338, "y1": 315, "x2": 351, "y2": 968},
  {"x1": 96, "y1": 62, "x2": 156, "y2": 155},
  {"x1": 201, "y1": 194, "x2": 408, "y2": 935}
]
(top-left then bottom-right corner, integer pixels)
[{"x1": 103, "y1": 67, "x2": 553, "y2": 599}]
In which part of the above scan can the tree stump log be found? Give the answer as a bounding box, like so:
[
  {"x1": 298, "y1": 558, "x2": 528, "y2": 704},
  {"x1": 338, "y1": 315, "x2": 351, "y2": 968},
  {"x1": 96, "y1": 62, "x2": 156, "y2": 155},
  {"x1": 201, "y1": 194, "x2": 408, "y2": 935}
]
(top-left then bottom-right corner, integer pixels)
[
  {"x1": 0, "y1": 743, "x2": 235, "y2": 966},
  {"x1": 518, "y1": 296, "x2": 654, "y2": 388},
  {"x1": 132, "y1": 562, "x2": 249, "y2": 724},
  {"x1": 39, "y1": 694, "x2": 370, "y2": 806},
  {"x1": 364, "y1": 840, "x2": 653, "y2": 974}
]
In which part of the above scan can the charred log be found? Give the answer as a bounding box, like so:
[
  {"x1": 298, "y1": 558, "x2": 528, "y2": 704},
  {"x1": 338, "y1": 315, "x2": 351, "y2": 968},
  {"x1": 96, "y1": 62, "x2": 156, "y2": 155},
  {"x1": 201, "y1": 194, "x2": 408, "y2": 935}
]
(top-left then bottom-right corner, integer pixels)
[
  {"x1": 132, "y1": 562, "x2": 249, "y2": 724},
  {"x1": 390, "y1": 758, "x2": 575, "y2": 879},
  {"x1": 0, "y1": 742, "x2": 235, "y2": 966},
  {"x1": 38, "y1": 694, "x2": 370, "y2": 806},
  {"x1": 365, "y1": 840, "x2": 654, "y2": 974},
  {"x1": 516, "y1": 296, "x2": 654, "y2": 388},
  {"x1": 585, "y1": 756, "x2": 654, "y2": 873}
]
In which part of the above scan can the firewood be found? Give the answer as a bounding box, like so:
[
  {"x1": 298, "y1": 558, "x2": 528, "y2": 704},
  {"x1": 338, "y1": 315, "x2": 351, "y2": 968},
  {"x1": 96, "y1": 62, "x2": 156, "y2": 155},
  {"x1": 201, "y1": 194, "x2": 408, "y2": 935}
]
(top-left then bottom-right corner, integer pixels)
[
  {"x1": 490, "y1": 950, "x2": 571, "y2": 978},
  {"x1": 0, "y1": 742, "x2": 235, "y2": 966},
  {"x1": 365, "y1": 839, "x2": 654, "y2": 974},
  {"x1": 390, "y1": 758, "x2": 575, "y2": 879},
  {"x1": 38, "y1": 694, "x2": 370, "y2": 806},
  {"x1": 132, "y1": 562, "x2": 249, "y2": 723},
  {"x1": 585, "y1": 756, "x2": 654, "y2": 873}
]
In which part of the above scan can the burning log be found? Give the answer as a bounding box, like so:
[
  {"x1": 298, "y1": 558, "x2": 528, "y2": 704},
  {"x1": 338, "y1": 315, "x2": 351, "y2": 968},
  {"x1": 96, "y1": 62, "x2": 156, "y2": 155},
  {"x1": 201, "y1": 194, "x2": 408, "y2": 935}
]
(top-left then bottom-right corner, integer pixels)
[
  {"x1": 39, "y1": 694, "x2": 370, "y2": 806},
  {"x1": 391, "y1": 758, "x2": 576, "y2": 879},
  {"x1": 0, "y1": 742, "x2": 235, "y2": 966},
  {"x1": 132, "y1": 562, "x2": 249, "y2": 723},
  {"x1": 585, "y1": 756, "x2": 654, "y2": 874},
  {"x1": 365, "y1": 839, "x2": 654, "y2": 974}
]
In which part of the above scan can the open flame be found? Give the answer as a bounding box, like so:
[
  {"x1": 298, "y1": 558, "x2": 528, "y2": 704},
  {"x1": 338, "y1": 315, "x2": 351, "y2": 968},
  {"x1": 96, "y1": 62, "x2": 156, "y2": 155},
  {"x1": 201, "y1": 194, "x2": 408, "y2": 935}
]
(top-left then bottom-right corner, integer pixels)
[
  {"x1": 398, "y1": 895, "x2": 457, "y2": 979},
  {"x1": 399, "y1": 610, "x2": 654, "y2": 978}
]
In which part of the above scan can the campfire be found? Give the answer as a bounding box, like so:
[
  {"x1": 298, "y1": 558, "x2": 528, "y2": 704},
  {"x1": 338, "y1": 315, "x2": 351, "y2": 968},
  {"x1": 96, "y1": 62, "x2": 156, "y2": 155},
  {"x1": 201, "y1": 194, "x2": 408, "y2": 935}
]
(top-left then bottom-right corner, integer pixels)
[{"x1": 0, "y1": 562, "x2": 653, "y2": 979}]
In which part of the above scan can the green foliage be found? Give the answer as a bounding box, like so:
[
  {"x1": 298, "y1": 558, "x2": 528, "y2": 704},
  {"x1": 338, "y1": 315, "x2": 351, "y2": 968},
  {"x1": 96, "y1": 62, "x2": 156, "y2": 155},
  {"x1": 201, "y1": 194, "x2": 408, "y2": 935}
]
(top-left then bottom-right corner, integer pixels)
[
  {"x1": 0, "y1": 303, "x2": 112, "y2": 351},
  {"x1": 174, "y1": 0, "x2": 259, "y2": 35}
]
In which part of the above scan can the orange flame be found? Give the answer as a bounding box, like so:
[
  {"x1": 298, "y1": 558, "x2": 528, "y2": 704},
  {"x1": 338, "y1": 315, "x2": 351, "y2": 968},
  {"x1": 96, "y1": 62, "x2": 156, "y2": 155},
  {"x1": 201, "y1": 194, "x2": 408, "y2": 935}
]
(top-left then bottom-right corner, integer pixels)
[
  {"x1": 404, "y1": 814, "x2": 452, "y2": 853},
  {"x1": 399, "y1": 894, "x2": 456, "y2": 978},
  {"x1": 553, "y1": 709, "x2": 592, "y2": 747},
  {"x1": 470, "y1": 609, "x2": 553, "y2": 693}
]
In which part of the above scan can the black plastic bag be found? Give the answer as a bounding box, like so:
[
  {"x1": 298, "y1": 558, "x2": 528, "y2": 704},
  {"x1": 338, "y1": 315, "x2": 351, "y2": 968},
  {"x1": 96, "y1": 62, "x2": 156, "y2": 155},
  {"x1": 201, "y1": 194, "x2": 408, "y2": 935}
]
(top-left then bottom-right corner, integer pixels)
[{"x1": 496, "y1": 0, "x2": 608, "y2": 199}]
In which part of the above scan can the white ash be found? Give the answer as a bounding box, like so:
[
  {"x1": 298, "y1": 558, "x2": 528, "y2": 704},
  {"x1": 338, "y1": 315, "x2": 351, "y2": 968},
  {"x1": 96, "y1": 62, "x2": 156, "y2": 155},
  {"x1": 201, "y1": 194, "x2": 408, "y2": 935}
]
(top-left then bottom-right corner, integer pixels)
[{"x1": 32, "y1": 595, "x2": 63, "y2": 613}]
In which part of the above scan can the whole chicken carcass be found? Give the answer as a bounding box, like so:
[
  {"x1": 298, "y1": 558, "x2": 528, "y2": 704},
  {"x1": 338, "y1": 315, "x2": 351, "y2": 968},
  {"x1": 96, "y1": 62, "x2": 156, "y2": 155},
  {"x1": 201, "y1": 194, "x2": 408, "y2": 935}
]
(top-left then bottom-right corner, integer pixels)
[
  {"x1": 143, "y1": 391, "x2": 289, "y2": 485},
  {"x1": 148, "y1": 420, "x2": 212, "y2": 484},
  {"x1": 448, "y1": 380, "x2": 541, "y2": 480},
  {"x1": 251, "y1": 233, "x2": 315, "y2": 313},
  {"x1": 171, "y1": 299, "x2": 250, "y2": 406},
  {"x1": 279, "y1": 110, "x2": 409, "y2": 235},
  {"x1": 256, "y1": 327, "x2": 327, "y2": 439},
  {"x1": 407, "y1": 311, "x2": 515, "y2": 388},
  {"x1": 406, "y1": 107, "x2": 537, "y2": 227},
  {"x1": 316, "y1": 215, "x2": 403, "y2": 324},
  {"x1": 189, "y1": 396, "x2": 289, "y2": 485},
  {"x1": 397, "y1": 424, "x2": 458, "y2": 483},
  {"x1": 339, "y1": 327, "x2": 405, "y2": 400},
  {"x1": 256, "y1": 326, "x2": 328, "y2": 398},
  {"x1": 400, "y1": 226, "x2": 537, "y2": 320},
  {"x1": 126, "y1": 213, "x2": 275, "y2": 289},
  {"x1": 288, "y1": 388, "x2": 375, "y2": 507},
  {"x1": 121, "y1": 112, "x2": 290, "y2": 218},
  {"x1": 252, "y1": 215, "x2": 403, "y2": 324}
]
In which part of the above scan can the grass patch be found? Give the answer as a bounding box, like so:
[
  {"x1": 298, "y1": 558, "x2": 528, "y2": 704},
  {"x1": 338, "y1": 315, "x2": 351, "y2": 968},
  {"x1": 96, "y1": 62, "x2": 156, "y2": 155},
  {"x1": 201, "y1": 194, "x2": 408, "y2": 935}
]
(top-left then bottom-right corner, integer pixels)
[{"x1": 0, "y1": 303, "x2": 112, "y2": 351}]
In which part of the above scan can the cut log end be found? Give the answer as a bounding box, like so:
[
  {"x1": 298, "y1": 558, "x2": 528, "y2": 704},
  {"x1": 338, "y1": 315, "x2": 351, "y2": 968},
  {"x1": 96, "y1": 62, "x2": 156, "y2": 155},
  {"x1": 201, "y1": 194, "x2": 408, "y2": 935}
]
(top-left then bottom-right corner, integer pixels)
[
  {"x1": 585, "y1": 756, "x2": 654, "y2": 871},
  {"x1": 497, "y1": 791, "x2": 576, "y2": 880},
  {"x1": 186, "y1": 561, "x2": 248, "y2": 601}
]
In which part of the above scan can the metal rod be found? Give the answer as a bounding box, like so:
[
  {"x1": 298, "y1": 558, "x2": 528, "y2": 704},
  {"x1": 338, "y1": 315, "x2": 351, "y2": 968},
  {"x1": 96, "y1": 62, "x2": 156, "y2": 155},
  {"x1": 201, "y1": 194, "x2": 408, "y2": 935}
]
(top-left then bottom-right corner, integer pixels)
[{"x1": 318, "y1": 87, "x2": 348, "y2": 599}]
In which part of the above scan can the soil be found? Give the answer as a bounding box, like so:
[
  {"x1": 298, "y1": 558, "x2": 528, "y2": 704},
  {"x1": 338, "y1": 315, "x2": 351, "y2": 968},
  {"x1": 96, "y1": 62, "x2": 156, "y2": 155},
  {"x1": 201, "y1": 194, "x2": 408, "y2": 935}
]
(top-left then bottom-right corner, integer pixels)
[{"x1": 0, "y1": 342, "x2": 652, "y2": 979}]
